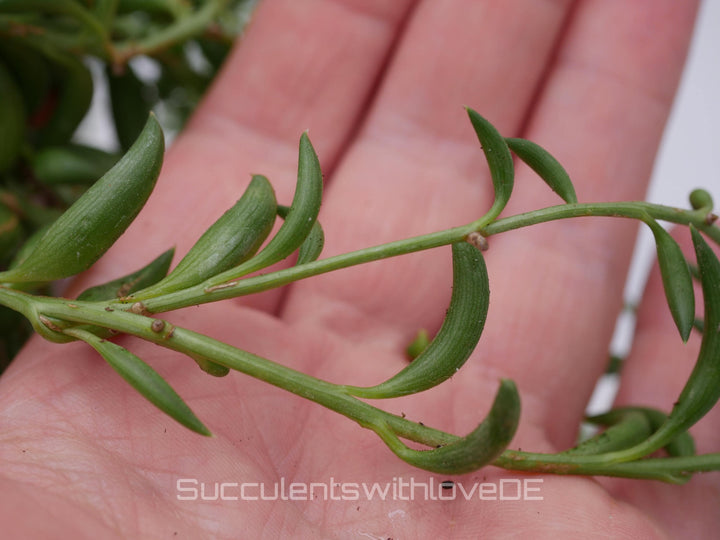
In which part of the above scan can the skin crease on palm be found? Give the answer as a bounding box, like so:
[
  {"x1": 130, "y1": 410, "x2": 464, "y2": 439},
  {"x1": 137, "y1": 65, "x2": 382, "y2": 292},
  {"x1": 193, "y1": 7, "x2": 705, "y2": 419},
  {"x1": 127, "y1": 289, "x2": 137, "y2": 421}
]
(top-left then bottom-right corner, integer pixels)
[{"x1": 1, "y1": 0, "x2": 719, "y2": 537}]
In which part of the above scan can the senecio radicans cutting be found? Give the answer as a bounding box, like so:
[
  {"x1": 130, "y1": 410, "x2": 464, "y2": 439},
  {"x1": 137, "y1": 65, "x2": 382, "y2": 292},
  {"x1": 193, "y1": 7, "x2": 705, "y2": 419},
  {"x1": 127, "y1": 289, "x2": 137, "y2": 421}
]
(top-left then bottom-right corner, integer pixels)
[{"x1": 1, "y1": 110, "x2": 720, "y2": 482}]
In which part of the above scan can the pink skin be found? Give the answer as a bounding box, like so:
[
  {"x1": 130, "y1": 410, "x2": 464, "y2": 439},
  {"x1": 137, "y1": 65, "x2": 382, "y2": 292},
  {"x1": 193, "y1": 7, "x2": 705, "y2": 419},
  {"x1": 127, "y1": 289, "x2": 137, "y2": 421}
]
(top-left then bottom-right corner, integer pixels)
[{"x1": 1, "y1": 0, "x2": 717, "y2": 537}]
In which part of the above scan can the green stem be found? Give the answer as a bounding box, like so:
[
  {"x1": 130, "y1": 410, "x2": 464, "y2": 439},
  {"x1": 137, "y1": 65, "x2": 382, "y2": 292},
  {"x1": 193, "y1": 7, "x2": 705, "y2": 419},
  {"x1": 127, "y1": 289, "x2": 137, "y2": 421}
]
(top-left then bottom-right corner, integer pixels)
[
  {"x1": 137, "y1": 224, "x2": 474, "y2": 312},
  {"x1": 2, "y1": 198, "x2": 719, "y2": 480},
  {"x1": 135, "y1": 201, "x2": 718, "y2": 314},
  {"x1": 482, "y1": 201, "x2": 720, "y2": 243},
  {"x1": 1, "y1": 286, "x2": 719, "y2": 480},
  {"x1": 0, "y1": 288, "x2": 455, "y2": 448},
  {"x1": 495, "y1": 450, "x2": 720, "y2": 482},
  {"x1": 112, "y1": 0, "x2": 228, "y2": 63}
]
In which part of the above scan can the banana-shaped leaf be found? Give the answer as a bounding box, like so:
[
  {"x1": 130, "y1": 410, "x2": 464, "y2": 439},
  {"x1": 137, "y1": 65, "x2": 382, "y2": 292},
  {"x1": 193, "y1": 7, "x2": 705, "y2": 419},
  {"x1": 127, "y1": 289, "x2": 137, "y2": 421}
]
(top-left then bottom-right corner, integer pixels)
[
  {"x1": 65, "y1": 327, "x2": 211, "y2": 436},
  {"x1": 647, "y1": 219, "x2": 695, "y2": 342},
  {"x1": 466, "y1": 108, "x2": 514, "y2": 221},
  {"x1": 0, "y1": 115, "x2": 164, "y2": 284},
  {"x1": 277, "y1": 204, "x2": 324, "y2": 264},
  {"x1": 668, "y1": 228, "x2": 720, "y2": 426},
  {"x1": 347, "y1": 242, "x2": 489, "y2": 398},
  {"x1": 562, "y1": 411, "x2": 652, "y2": 456},
  {"x1": 640, "y1": 227, "x2": 720, "y2": 451},
  {"x1": 77, "y1": 249, "x2": 174, "y2": 301},
  {"x1": 378, "y1": 379, "x2": 520, "y2": 474},
  {"x1": 206, "y1": 133, "x2": 322, "y2": 285},
  {"x1": 588, "y1": 407, "x2": 696, "y2": 458},
  {"x1": 505, "y1": 137, "x2": 577, "y2": 204},
  {"x1": 132, "y1": 175, "x2": 277, "y2": 298}
]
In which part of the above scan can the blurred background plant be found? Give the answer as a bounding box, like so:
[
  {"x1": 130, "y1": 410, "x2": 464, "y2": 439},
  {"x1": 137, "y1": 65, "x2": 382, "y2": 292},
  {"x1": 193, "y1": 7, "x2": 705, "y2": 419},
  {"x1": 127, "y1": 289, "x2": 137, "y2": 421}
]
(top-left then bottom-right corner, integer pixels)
[{"x1": 0, "y1": 0, "x2": 258, "y2": 369}]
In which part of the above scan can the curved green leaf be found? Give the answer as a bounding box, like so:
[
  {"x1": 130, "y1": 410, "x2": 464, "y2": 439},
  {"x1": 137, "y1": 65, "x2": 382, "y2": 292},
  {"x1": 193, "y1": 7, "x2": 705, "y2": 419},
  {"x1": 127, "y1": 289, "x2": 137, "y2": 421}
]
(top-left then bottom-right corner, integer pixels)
[
  {"x1": 206, "y1": 132, "x2": 323, "y2": 285},
  {"x1": 132, "y1": 175, "x2": 277, "y2": 298},
  {"x1": 671, "y1": 228, "x2": 720, "y2": 426},
  {"x1": 77, "y1": 248, "x2": 174, "y2": 301},
  {"x1": 0, "y1": 114, "x2": 164, "y2": 284},
  {"x1": 277, "y1": 204, "x2": 324, "y2": 264},
  {"x1": 377, "y1": 379, "x2": 520, "y2": 474},
  {"x1": 65, "y1": 327, "x2": 211, "y2": 436},
  {"x1": 466, "y1": 108, "x2": 514, "y2": 221},
  {"x1": 640, "y1": 227, "x2": 720, "y2": 451},
  {"x1": 505, "y1": 137, "x2": 577, "y2": 204},
  {"x1": 346, "y1": 242, "x2": 490, "y2": 398},
  {"x1": 647, "y1": 219, "x2": 695, "y2": 342},
  {"x1": 588, "y1": 407, "x2": 696, "y2": 458},
  {"x1": 563, "y1": 411, "x2": 652, "y2": 456}
]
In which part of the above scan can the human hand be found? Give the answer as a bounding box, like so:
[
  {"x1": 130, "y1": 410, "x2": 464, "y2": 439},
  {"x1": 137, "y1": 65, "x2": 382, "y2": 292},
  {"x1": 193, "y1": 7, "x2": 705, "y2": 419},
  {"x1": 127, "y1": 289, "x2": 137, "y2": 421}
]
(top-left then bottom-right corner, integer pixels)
[{"x1": 2, "y1": 0, "x2": 717, "y2": 537}]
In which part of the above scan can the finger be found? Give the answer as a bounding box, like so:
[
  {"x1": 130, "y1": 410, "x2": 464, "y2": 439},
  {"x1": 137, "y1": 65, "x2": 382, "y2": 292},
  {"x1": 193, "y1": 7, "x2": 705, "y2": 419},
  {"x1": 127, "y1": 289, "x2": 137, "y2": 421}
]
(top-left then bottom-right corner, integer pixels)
[
  {"x1": 602, "y1": 228, "x2": 720, "y2": 537},
  {"x1": 281, "y1": 0, "x2": 699, "y2": 449},
  {"x1": 72, "y1": 0, "x2": 416, "y2": 311},
  {"x1": 482, "y1": 0, "x2": 699, "y2": 447},
  {"x1": 281, "y1": 0, "x2": 575, "y2": 342}
]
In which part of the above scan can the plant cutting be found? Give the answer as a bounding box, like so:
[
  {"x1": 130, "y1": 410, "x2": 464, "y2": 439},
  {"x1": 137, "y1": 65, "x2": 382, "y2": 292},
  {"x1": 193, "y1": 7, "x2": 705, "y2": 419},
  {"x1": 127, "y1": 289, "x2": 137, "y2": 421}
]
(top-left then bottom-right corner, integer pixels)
[
  {"x1": 1, "y1": 109, "x2": 718, "y2": 482},
  {"x1": 1, "y1": 1, "x2": 717, "y2": 537}
]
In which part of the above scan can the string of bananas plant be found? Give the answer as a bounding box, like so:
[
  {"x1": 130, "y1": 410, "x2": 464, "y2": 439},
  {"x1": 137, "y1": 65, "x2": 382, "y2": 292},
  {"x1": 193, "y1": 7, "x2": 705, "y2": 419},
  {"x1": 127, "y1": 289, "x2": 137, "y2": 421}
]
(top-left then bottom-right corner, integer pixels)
[{"x1": 1, "y1": 110, "x2": 719, "y2": 482}]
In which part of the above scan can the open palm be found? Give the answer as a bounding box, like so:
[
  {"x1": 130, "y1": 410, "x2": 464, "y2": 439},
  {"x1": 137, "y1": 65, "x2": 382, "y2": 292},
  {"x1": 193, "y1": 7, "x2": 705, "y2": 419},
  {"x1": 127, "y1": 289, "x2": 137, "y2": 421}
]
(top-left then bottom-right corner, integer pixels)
[{"x1": 2, "y1": 1, "x2": 718, "y2": 537}]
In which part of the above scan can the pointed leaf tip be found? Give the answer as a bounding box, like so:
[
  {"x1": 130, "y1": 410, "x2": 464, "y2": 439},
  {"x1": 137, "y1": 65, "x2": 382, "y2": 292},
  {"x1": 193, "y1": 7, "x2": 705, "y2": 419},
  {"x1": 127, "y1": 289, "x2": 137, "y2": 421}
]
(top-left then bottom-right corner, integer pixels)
[
  {"x1": 347, "y1": 242, "x2": 490, "y2": 398},
  {"x1": 505, "y1": 137, "x2": 577, "y2": 204},
  {"x1": 466, "y1": 108, "x2": 514, "y2": 221},
  {"x1": 67, "y1": 328, "x2": 212, "y2": 436},
  {"x1": 648, "y1": 220, "x2": 694, "y2": 342},
  {"x1": 379, "y1": 379, "x2": 520, "y2": 474}
]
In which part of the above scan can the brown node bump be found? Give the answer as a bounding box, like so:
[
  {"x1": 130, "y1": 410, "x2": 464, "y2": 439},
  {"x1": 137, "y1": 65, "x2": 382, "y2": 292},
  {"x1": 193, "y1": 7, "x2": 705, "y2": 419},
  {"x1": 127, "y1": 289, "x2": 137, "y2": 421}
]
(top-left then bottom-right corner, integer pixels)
[
  {"x1": 130, "y1": 302, "x2": 149, "y2": 315},
  {"x1": 466, "y1": 232, "x2": 489, "y2": 251},
  {"x1": 151, "y1": 319, "x2": 165, "y2": 333}
]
